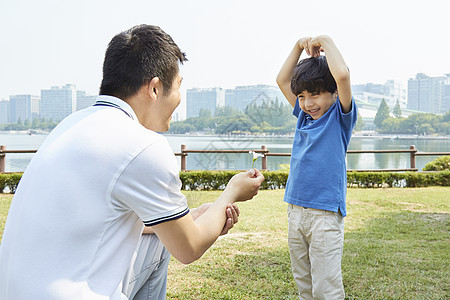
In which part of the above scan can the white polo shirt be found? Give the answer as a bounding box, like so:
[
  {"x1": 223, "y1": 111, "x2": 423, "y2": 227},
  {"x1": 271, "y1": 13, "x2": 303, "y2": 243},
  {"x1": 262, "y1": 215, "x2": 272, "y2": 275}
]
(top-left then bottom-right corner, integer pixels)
[{"x1": 0, "y1": 96, "x2": 189, "y2": 299}]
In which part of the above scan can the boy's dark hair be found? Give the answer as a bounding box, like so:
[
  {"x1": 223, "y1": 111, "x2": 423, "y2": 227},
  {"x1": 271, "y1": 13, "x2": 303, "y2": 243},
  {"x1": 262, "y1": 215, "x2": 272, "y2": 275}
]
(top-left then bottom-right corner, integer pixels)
[
  {"x1": 100, "y1": 24, "x2": 187, "y2": 99},
  {"x1": 290, "y1": 56, "x2": 337, "y2": 96}
]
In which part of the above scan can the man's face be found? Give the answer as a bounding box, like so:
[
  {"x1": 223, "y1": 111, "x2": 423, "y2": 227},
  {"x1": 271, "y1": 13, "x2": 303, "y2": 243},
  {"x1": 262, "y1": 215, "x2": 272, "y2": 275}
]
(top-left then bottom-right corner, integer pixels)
[
  {"x1": 157, "y1": 73, "x2": 182, "y2": 132},
  {"x1": 297, "y1": 90, "x2": 337, "y2": 120}
]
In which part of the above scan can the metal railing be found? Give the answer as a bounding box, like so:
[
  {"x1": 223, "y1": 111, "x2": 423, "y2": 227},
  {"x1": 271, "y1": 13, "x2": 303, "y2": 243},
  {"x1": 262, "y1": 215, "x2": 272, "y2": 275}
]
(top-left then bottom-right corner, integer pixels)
[{"x1": 1, "y1": 144, "x2": 449, "y2": 173}]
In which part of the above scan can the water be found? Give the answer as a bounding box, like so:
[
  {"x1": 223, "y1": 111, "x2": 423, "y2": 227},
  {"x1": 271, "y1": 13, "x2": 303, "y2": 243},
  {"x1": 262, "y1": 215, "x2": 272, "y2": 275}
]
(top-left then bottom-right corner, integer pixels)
[{"x1": 1, "y1": 133, "x2": 449, "y2": 172}]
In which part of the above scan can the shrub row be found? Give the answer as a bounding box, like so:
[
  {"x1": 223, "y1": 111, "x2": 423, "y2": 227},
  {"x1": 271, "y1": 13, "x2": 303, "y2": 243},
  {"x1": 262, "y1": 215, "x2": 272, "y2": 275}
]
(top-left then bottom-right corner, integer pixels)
[
  {"x1": 347, "y1": 171, "x2": 450, "y2": 188},
  {"x1": 179, "y1": 170, "x2": 289, "y2": 191},
  {"x1": 1, "y1": 170, "x2": 449, "y2": 193},
  {"x1": 0, "y1": 173, "x2": 22, "y2": 194},
  {"x1": 179, "y1": 170, "x2": 449, "y2": 190}
]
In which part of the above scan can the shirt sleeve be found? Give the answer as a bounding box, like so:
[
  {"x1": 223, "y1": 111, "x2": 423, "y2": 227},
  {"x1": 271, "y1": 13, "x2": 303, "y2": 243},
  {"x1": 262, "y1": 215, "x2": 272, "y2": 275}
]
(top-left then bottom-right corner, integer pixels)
[
  {"x1": 112, "y1": 138, "x2": 189, "y2": 226},
  {"x1": 337, "y1": 96, "x2": 358, "y2": 133}
]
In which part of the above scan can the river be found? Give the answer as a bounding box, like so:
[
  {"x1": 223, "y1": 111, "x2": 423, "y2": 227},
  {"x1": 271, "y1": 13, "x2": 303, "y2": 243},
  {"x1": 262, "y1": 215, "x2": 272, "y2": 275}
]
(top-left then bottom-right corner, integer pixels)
[{"x1": 0, "y1": 133, "x2": 449, "y2": 172}]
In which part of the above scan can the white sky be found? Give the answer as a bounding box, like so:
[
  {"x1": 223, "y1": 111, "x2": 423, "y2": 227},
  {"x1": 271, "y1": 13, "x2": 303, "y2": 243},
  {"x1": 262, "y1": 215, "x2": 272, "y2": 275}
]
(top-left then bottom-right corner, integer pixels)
[{"x1": 1, "y1": 0, "x2": 449, "y2": 116}]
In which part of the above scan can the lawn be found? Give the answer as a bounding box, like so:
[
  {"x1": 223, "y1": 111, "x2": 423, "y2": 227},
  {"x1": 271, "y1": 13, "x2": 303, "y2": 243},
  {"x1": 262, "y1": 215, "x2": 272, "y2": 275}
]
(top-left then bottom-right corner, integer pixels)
[{"x1": 1, "y1": 188, "x2": 449, "y2": 299}]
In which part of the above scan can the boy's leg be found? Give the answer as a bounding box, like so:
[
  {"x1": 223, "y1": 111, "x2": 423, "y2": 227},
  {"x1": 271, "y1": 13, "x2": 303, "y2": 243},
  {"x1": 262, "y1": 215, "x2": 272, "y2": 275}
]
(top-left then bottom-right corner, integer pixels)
[
  {"x1": 308, "y1": 209, "x2": 345, "y2": 300},
  {"x1": 122, "y1": 233, "x2": 171, "y2": 300},
  {"x1": 287, "y1": 204, "x2": 314, "y2": 299}
]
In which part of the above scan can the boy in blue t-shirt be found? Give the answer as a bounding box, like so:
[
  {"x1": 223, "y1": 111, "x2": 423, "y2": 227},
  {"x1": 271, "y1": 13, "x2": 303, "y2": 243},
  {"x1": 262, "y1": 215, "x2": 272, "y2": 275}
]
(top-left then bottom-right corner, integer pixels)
[{"x1": 276, "y1": 35, "x2": 357, "y2": 299}]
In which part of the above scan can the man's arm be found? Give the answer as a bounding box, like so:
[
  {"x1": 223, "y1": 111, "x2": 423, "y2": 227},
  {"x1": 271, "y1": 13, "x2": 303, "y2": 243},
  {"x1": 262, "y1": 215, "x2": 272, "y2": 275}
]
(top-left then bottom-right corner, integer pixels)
[
  {"x1": 142, "y1": 203, "x2": 240, "y2": 235},
  {"x1": 307, "y1": 35, "x2": 352, "y2": 113},
  {"x1": 151, "y1": 169, "x2": 264, "y2": 264},
  {"x1": 276, "y1": 37, "x2": 312, "y2": 108},
  {"x1": 190, "y1": 202, "x2": 240, "y2": 236}
]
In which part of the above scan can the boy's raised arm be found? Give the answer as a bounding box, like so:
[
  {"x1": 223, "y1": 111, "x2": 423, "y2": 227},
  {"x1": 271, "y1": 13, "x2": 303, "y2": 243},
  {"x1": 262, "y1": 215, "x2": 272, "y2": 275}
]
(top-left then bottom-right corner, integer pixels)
[
  {"x1": 276, "y1": 37, "x2": 311, "y2": 108},
  {"x1": 308, "y1": 35, "x2": 352, "y2": 113}
]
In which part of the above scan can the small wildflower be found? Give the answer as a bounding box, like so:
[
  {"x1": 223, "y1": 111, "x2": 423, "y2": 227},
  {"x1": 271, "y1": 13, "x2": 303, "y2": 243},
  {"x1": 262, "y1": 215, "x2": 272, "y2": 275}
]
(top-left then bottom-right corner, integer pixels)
[{"x1": 249, "y1": 151, "x2": 264, "y2": 169}]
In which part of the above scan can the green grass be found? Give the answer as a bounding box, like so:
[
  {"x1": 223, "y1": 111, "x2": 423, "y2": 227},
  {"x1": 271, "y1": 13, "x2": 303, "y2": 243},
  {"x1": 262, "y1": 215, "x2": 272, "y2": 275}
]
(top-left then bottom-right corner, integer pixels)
[
  {"x1": 0, "y1": 194, "x2": 12, "y2": 242},
  {"x1": 1, "y1": 188, "x2": 449, "y2": 299}
]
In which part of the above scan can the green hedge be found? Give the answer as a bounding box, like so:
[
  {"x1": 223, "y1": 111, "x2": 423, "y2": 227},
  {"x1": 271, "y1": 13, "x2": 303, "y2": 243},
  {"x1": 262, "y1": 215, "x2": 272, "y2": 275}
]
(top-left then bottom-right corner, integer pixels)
[
  {"x1": 179, "y1": 170, "x2": 289, "y2": 191},
  {"x1": 179, "y1": 170, "x2": 449, "y2": 190},
  {"x1": 0, "y1": 173, "x2": 23, "y2": 193},
  {"x1": 347, "y1": 171, "x2": 450, "y2": 188},
  {"x1": 1, "y1": 170, "x2": 449, "y2": 193}
]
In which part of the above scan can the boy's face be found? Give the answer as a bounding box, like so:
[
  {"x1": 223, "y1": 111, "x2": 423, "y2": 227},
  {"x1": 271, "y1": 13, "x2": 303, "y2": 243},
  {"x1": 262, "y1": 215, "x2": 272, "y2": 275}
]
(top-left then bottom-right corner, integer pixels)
[{"x1": 297, "y1": 90, "x2": 337, "y2": 120}]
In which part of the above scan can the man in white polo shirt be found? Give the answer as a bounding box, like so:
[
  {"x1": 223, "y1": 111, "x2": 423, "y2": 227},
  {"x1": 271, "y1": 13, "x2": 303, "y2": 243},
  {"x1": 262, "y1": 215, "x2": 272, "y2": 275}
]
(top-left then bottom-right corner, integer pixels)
[{"x1": 0, "y1": 25, "x2": 264, "y2": 299}]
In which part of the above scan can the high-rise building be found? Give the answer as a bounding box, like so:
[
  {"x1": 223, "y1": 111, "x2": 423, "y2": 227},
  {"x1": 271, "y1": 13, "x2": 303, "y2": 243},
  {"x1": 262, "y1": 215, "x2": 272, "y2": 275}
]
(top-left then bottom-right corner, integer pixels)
[
  {"x1": 76, "y1": 91, "x2": 97, "y2": 111},
  {"x1": 0, "y1": 100, "x2": 10, "y2": 124},
  {"x1": 40, "y1": 84, "x2": 77, "y2": 121},
  {"x1": 186, "y1": 87, "x2": 225, "y2": 118},
  {"x1": 9, "y1": 95, "x2": 40, "y2": 123},
  {"x1": 352, "y1": 80, "x2": 406, "y2": 108},
  {"x1": 443, "y1": 75, "x2": 450, "y2": 114},
  {"x1": 407, "y1": 73, "x2": 448, "y2": 114},
  {"x1": 225, "y1": 85, "x2": 284, "y2": 112}
]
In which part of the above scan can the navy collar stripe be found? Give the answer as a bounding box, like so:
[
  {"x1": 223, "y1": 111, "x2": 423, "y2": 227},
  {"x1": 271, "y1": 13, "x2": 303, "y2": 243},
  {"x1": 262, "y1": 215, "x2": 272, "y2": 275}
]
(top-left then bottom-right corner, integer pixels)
[{"x1": 93, "y1": 101, "x2": 134, "y2": 120}]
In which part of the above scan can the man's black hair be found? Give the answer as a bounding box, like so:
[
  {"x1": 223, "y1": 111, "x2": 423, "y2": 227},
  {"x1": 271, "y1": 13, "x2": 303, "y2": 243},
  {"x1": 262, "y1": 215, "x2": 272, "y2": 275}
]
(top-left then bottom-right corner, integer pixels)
[
  {"x1": 290, "y1": 56, "x2": 337, "y2": 96},
  {"x1": 100, "y1": 24, "x2": 187, "y2": 99}
]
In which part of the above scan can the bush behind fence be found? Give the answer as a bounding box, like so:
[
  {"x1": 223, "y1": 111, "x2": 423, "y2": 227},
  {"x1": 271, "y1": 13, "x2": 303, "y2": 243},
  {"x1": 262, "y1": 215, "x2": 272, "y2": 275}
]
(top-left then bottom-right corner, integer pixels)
[{"x1": 1, "y1": 171, "x2": 448, "y2": 194}]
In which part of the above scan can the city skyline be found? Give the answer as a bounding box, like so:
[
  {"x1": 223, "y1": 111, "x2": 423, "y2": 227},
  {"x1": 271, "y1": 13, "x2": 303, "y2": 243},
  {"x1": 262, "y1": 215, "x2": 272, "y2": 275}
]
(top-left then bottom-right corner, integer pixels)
[{"x1": 3, "y1": 72, "x2": 448, "y2": 126}]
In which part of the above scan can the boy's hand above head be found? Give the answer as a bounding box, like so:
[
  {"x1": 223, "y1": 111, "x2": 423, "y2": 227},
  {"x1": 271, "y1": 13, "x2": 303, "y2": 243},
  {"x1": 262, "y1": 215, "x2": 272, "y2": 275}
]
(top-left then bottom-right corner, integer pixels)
[
  {"x1": 297, "y1": 37, "x2": 312, "y2": 56},
  {"x1": 298, "y1": 36, "x2": 329, "y2": 58}
]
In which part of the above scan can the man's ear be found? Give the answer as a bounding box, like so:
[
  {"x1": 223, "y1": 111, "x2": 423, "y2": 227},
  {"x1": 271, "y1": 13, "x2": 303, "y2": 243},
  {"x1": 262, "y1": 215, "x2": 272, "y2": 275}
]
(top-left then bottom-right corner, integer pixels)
[
  {"x1": 334, "y1": 91, "x2": 338, "y2": 100},
  {"x1": 146, "y1": 77, "x2": 161, "y2": 101}
]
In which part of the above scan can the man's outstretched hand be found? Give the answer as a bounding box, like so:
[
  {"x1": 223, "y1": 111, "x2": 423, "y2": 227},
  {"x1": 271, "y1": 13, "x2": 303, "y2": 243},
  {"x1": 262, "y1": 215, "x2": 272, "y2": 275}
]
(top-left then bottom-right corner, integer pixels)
[{"x1": 224, "y1": 168, "x2": 265, "y2": 202}]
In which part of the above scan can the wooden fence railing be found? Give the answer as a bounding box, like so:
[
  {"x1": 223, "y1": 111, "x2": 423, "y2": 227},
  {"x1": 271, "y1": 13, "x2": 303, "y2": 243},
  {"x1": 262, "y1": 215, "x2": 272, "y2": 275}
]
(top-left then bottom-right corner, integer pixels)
[
  {"x1": 175, "y1": 144, "x2": 449, "y2": 172},
  {"x1": 1, "y1": 144, "x2": 449, "y2": 173}
]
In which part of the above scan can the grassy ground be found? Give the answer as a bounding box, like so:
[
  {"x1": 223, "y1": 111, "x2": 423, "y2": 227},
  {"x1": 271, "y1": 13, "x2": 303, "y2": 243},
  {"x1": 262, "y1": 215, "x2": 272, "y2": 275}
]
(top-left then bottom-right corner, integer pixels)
[{"x1": 1, "y1": 188, "x2": 449, "y2": 299}]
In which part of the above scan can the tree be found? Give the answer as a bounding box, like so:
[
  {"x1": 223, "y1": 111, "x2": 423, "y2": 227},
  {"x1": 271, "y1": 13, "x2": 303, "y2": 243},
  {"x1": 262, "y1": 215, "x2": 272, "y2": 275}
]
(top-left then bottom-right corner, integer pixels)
[
  {"x1": 244, "y1": 98, "x2": 294, "y2": 128},
  {"x1": 215, "y1": 106, "x2": 239, "y2": 117},
  {"x1": 32, "y1": 117, "x2": 41, "y2": 129},
  {"x1": 444, "y1": 111, "x2": 450, "y2": 122},
  {"x1": 168, "y1": 122, "x2": 195, "y2": 134},
  {"x1": 417, "y1": 123, "x2": 434, "y2": 136},
  {"x1": 215, "y1": 114, "x2": 255, "y2": 134},
  {"x1": 393, "y1": 100, "x2": 402, "y2": 118},
  {"x1": 374, "y1": 99, "x2": 390, "y2": 129},
  {"x1": 354, "y1": 111, "x2": 365, "y2": 131},
  {"x1": 198, "y1": 108, "x2": 212, "y2": 119},
  {"x1": 380, "y1": 117, "x2": 402, "y2": 133}
]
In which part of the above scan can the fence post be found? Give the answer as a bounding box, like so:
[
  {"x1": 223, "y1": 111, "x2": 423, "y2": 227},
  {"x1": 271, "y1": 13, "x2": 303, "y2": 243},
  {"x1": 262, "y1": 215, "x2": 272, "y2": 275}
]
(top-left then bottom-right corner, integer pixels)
[
  {"x1": 261, "y1": 145, "x2": 267, "y2": 170},
  {"x1": 181, "y1": 144, "x2": 187, "y2": 171},
  {"x1": 410, "y1": 145, "x2": 417, "y2": 170},
  {"x1": 0, "y1": 145, "x2": 5, "y2": 173}
]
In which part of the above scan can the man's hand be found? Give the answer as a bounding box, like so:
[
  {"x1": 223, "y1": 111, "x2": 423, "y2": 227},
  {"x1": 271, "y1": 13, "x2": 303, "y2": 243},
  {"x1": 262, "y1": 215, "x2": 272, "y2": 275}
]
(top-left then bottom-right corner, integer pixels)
[
  {"x1": 191, "y1": 202, "x2": 240, "y2": 236},
  {"x1": 223, "y1": 169, "x2": 265, "y2": 202},
  {"x1": 220, "y1": 203, "x2": 239, "y2": 235}
]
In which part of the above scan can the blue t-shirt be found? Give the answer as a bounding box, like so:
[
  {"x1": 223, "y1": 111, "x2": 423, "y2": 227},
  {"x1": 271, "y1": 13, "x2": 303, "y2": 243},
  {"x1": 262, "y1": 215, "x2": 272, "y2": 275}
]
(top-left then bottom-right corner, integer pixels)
[{"x1": 283, "y1": 97, "x2": 357, "y2": 217}]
